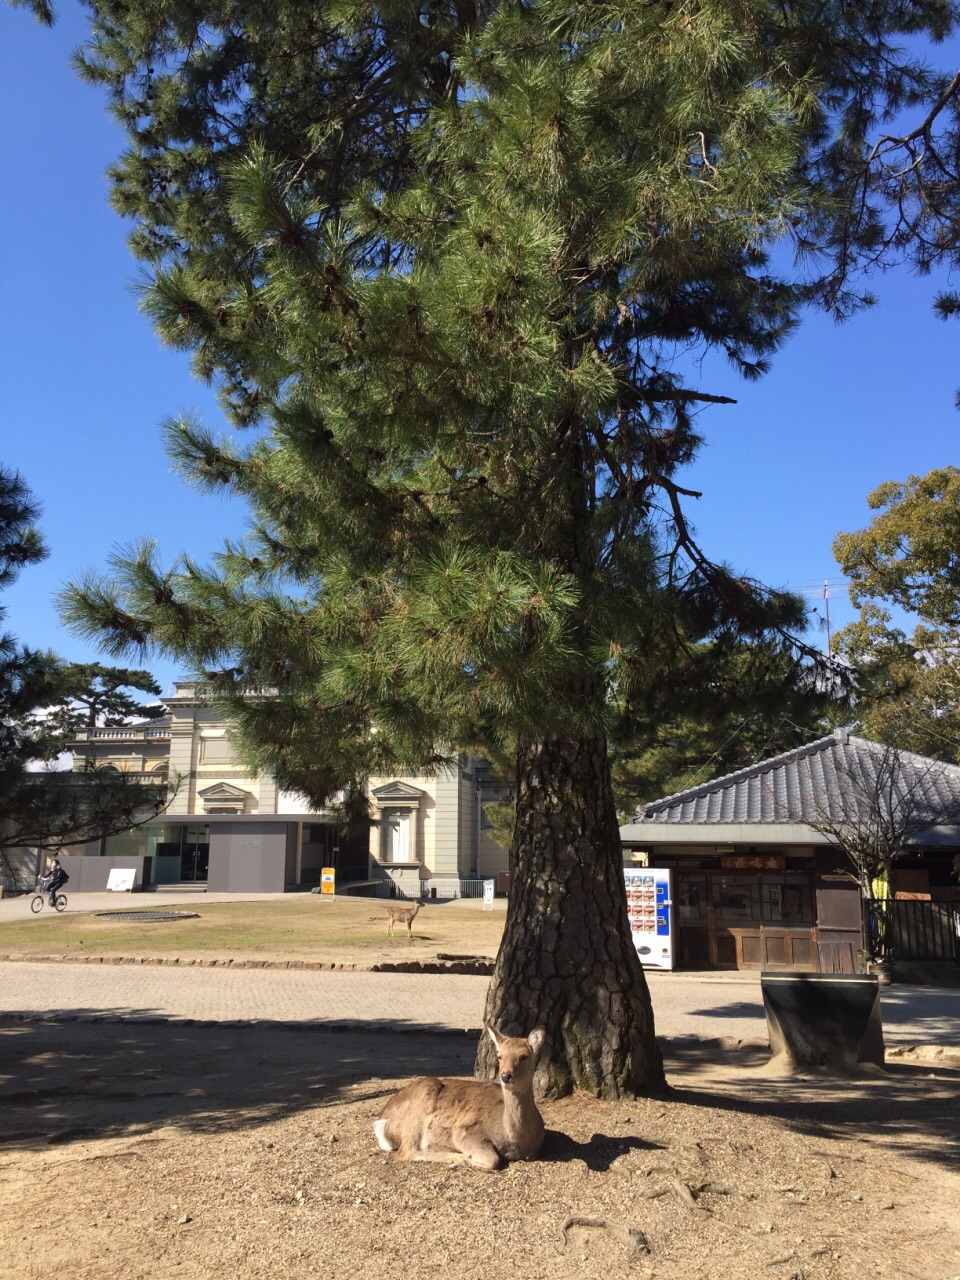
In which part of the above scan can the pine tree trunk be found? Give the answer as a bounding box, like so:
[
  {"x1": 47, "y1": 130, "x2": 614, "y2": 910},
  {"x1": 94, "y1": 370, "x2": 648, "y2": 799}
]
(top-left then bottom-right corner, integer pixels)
[{"x1": 476, "y1": 733, "x2": 665, "y2": 1099}]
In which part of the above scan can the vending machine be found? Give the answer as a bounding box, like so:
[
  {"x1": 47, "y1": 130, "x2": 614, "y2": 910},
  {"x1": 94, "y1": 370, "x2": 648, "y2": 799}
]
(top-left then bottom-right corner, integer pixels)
[{"x1": 624, "y1": 867, "x2": 674, "y2": 970}]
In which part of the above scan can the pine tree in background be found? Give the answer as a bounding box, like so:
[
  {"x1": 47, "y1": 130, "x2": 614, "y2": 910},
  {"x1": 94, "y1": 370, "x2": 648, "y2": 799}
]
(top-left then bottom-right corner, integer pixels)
[
  {"x1": 0, "y1": 467, "x2": 57, "y2": 807},
  {"x1": 0, "y1": 468, "x2": 171, "y2": 868},
  {"x1": 611, "y1": 634, "x2": 839, "y2": 815},
  {"x1": 41, "y1": 662, "x2": 164, "y2": 746},
  {"x1": 30, "y1": 0, "x2": 957, "y2": 1094}
]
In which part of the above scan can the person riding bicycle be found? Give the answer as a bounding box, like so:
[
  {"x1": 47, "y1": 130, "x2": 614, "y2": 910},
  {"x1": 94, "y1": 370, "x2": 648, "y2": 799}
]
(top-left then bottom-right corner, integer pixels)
[{"x1": 40, "y1": 857, "x2": 68, "y2": 907}]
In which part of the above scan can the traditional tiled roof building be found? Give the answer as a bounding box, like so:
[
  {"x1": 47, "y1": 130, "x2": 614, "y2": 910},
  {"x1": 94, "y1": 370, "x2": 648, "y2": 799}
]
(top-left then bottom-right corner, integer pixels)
[{"x1": 620, "y1": 730, "x2": 960, "y2": 973}]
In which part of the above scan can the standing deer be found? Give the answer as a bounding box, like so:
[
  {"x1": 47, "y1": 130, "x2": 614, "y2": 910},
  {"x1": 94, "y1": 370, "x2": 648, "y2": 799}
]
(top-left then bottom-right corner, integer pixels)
[
  {"x1": 385, "y1": 899, "x2": 422, "y2": 940},
  {"x1": 373, "y1": 1024, "x2": 546, "y2": 1171}
]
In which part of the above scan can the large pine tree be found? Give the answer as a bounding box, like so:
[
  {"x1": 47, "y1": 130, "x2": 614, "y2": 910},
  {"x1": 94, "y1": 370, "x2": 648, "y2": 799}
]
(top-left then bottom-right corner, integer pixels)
[{"x1": 35, "y1": 0, "x2": 958, "y2": 1094}]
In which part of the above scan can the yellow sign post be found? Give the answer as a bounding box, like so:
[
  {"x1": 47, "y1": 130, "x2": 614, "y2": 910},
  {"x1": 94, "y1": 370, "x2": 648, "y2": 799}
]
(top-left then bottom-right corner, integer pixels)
[{"x1": 320, "y1": 867, "x2": 336, "y2": 899}]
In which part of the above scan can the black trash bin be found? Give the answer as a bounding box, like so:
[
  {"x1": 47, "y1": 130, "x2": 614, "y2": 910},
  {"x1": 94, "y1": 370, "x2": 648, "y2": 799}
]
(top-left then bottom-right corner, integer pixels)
[{"x1": 760, "y1": 971, "x2": 885, "y2": 1073}]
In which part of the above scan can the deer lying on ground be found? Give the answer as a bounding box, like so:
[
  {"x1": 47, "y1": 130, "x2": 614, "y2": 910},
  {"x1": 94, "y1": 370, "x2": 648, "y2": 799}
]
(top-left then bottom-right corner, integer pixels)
[
  {"x1": 373, "y1": 1024, "x2": 546, "y2": 1171},
  {"x1": 385, "y1": 899, "x2": 422, "y2": 940}
]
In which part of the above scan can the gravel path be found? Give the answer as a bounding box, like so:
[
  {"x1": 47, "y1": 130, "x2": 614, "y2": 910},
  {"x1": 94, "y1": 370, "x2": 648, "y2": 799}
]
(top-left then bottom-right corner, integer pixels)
[{"x1": 2, "y1": 959, "x2": 958, "y2": 1047}]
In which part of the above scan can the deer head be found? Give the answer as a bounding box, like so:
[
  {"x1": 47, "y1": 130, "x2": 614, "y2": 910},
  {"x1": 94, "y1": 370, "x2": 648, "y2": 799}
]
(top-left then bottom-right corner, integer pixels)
[{"x1": 484, "y1": 1023, "x2": 546, "y2": 1092}]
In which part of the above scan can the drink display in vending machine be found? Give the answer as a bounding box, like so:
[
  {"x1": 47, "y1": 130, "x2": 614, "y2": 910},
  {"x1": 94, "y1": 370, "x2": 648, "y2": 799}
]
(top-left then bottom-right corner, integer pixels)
[{"x1": 624, "y1": 867, "x2": 673, "y2": 969}]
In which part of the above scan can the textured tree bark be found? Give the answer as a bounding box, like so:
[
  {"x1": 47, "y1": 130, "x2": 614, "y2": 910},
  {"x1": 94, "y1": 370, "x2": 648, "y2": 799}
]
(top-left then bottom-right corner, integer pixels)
[{"x1": 476, "y1": 733, "x2": 665, "y2": 1099}]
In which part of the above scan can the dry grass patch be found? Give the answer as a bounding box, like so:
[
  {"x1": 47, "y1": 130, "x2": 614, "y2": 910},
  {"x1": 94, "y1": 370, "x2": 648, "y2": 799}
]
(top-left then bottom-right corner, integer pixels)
[{"x1": 0, "y1": 896, "x2": 506, "y2": 965}]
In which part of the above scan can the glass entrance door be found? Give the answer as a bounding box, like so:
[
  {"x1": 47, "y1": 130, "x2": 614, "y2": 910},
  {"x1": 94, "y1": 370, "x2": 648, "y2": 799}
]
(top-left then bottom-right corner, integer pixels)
[{"x1": 178, "y1": 825, "x2": 210, "y2": 882}]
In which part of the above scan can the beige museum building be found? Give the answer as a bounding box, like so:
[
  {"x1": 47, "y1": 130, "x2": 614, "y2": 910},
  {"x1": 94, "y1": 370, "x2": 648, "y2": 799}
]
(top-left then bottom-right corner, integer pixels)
[{"x1": 47, "y1": 683, "x2": 508, "y2": 897}]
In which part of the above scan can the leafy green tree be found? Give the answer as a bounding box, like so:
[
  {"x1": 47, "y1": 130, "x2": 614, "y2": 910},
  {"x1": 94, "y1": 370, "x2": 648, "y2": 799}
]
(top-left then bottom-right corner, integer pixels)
[
  {"x1": 31, "y1": 0, "x2": 959, "y2": 1095},
  {"x1": 0, "y1": 468, "x2": 171, "y2": 872},
  {"x1": 835, "y1": 468, "x2": 960, "y2": 628},
  {"x1": 834, "y1": 609, "x2": 960, "y2": 762},
  {"x1": 833, "y1": 470, "x2": 960, "y2": 762}
]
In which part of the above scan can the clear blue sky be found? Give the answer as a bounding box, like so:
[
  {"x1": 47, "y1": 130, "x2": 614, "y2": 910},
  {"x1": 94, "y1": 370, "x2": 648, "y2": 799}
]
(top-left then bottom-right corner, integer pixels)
[{"x1": 2, "y1": 4, "x2": 958, "y2": 696}]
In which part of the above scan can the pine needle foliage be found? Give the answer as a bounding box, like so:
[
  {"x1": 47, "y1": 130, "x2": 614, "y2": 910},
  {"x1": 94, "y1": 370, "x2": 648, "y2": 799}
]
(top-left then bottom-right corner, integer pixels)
[{"x1": 35, "y1": 0, "x2": 960, "y2": 1094}]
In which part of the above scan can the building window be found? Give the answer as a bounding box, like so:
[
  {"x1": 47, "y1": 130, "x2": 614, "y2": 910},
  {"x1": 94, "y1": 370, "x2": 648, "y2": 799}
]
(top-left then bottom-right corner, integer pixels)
[
  {"x1": 712, "y1": 875, "x2": 761, "y2": 923},
  {"x1": 371, "y1": 782, "x2": 425, "y2": 865},
  {"x1": 383, "y1": 809, "x2": 413, "y2": 862},
  {"x1": 761, "y1": 875, "x2": 812, "y2": 925}
]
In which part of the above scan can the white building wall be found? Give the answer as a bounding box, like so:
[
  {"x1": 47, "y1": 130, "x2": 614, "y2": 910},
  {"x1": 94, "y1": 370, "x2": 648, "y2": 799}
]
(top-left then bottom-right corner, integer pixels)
[
  {"x1": 277, "y1": 791, "x2": 320, "y2": 815},
  {"x1": 458, "y1": 759, "x2": 478, "y2": 878},
  {"x1": 167, "y1": 695, "x2": 264, "y2": 815},
  {"x1": 167, "y1": 707, "x2": 198, "y2": 815},
  {"x1": 257, "y1": 772, "x2": 279, "y2": 814}
]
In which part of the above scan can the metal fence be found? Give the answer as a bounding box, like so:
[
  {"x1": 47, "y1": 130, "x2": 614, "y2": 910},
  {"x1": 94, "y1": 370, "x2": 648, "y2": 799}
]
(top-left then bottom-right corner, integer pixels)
[
  {"x1": 0, "y1": 848, "x2": 32, "y2": 896},
  {"x1": 0, "y1": 869, "x2": 22, "y2": 895},
  {"x1": 333, "y1": 865, "x2": 373, "y2": 887},
  {"x1": 869, "y1": 898, "x2": 960, "y2": 963}
]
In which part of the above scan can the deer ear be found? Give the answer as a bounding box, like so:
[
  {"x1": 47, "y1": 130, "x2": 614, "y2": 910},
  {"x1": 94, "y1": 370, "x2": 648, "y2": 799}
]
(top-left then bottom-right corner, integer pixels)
[
  {"x1": 527, "y1": 1027, "x2": 546, "y2": 1056},
  {"x1": 485, "y1": 1023, "x2": 502, "y2": 1051}
]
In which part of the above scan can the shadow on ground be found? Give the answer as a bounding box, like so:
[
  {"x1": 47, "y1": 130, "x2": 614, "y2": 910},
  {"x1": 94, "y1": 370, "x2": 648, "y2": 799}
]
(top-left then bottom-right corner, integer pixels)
[
  {"x1": 0, "y1": 1016, "x2": 479, "y2": 1152},
  {"x1": 541, "y1": 1129, "x2": 662, "y2": 1171},
  {"x1": 2, "y1": 1016, "x2": 957, "y2": 1178},
  {"x1": 684, "y1": 988, "x2": 960, "y2": 1042},
  {"x1": 685, "y1": 1000, "x2": 764, "y2": 1021},
  {"x1": 664, "y1": 1041, "x2": 960, "y2": 1173}
]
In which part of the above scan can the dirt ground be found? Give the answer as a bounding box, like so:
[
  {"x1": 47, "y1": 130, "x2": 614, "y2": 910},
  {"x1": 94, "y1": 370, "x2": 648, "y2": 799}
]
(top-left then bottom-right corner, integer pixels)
[{"x1": 1, "y1": 1019, "x2": 958, "y2": 1280}]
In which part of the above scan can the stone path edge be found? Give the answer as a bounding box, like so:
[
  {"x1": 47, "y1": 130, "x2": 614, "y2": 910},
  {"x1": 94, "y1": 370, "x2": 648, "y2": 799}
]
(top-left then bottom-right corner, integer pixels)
[
  {"x1": 0, "y1": 1011, "x2": 478, "y2": 1035},
  {"x1": 0, "y1": 953, "x2": 494, "y2": 975}
]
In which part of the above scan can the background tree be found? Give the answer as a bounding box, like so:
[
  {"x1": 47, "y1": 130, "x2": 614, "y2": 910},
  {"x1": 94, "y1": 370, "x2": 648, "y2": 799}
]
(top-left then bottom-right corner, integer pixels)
[
  {"x1": 0, "y1": 466, "x2": 57, "y2": 808},
  {"x1": 835, "y1": 467, "x2": 960, "y2": 628},
  {"x1": 38, "y1": 661, "x2": 164, "y2": 749},
  {"x1": 0, "y1": 468, "x2": 171, "y2": 878},
  {"x1": 833, "y1": 606, "x2": 960, "y2": 763},
  {"x1": 4, "y1": 763, "x2": 177, "y2": 868},
  {"x1": 28, "y1": 0, "x2": 958, "y2": 1095},
  {"x1": 834, "y1": 468, "x2": 960, "y2": 762},
  {"x1": 611, "y1": 631, "x2": 839, "y2": 815},
  {"x1": 480, "y1": 625, "x2": 838, "y2": 842}
]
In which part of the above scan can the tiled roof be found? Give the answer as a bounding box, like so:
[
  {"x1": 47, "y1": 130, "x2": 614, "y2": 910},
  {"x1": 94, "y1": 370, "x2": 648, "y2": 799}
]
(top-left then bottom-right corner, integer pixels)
[{"x1": 637, "y1": 731, "x2": 960, "y2": 826}]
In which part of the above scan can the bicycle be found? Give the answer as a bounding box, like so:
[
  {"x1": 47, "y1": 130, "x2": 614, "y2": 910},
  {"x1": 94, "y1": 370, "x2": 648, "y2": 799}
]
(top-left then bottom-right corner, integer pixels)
[{"x1": 31, "y1": 884, "x2": 67, "y2": 913}]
